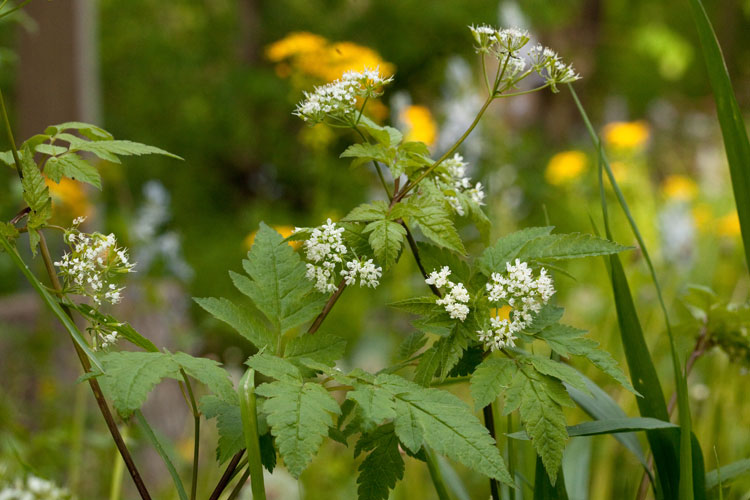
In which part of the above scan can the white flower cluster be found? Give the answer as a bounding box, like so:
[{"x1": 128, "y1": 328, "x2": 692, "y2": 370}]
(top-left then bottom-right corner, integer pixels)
[
  {"x1": 54, "y1": 221, "x2": 135, "y2": 308},
  {"x1": 0, "y1": 475, "x2": 72, "y2": 500},
  {"x1": 439, "y1": 153, "x2": 485, "y2": 216},
  {"x1": 301, "y1": 219, "x2": 383, "y2": 293},
  {"x1": 478, "y1": 259, "x2": 555, "y2": 351},
  {"x1": 425, "y1": 267, "x2": 471, "y2": 321},
  {"x1": 294, "y1": 66, "x2": 393, "y2": 124},
  {"x1": 468, "y1": 25, "x2": 580, "y2": 92}
]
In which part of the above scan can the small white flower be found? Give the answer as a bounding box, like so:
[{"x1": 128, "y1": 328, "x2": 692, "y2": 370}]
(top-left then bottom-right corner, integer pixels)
[
  {"x1": 435, "y1": 153, "x2": 486, "y2": 216},
  {"x1": 426, "y1": 267, "x2": 471, "y2": 322},
  {"x1": 425, "y1": 266, "x2": 452, "y2": 289},
  {"x1": 340, "y1": 258, "x2": 383, "y2": 288},
  {"x1": 0, "y1": 475, "x2": 72, "y2": 499}
]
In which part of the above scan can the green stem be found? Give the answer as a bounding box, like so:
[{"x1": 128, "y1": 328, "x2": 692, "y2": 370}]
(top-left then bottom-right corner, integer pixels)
[
  {"x1": 135, "y1": 410, "x2": 189, "y2": 500},
  {"x1": 227, "y1": 467, "x2": 251, "y2": 500},
  {"x1": 0, "y1": 89, "x2": 23, "y2": 180},
  {"x1": 239, "y1": 369, "x2": 267, "y2": 500},
  {"x1": 0, "y1": 0, "x2": 33, "y2": 20},
  {"x1": 483, "y1": 405, "x2": 500, "y2": 500},
  {"x1": 424, "y1": 446, "x2": 453, "y2": 500},
  {"x1": 180, "y1": 371, "x2": 200, "y2": 500},
  {"x1": 108, "y1": 426, "x2": 127, "y2": 500}
]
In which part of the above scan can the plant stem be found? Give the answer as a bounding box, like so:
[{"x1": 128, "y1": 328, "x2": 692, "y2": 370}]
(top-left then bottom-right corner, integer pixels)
[
  {"x1": 226, "y1": 467, "x2": 251, "y2": 500},
  {"x1": 353, "y1": 126, "x2": 393, "y2": 200},
  {"x1": 307, "y1": 279, "x2": 347, "y2": 334},
  {"x1": 36, "y1": 233, "x2": 153, "y2": 499},
  {"x1": 208, "y1": 450, "x2": 245, "y2": 500},
  {"x1": 483, "y1": 405, "x2": 501, "y2": 500},
  {"x1": 108, "y1": 425, "x2": 127, "y2": 500},
  {"x1": 239, "y1": 369, "x2": 267, "y2": 500},
  {"x1": 0, "y1": 88, "x2": 22, "y2": 180},
  {"x1": 403, "y1": 223, "x2": 442, "y2": 297},
  {"x1": 424, "y1": 446, "x2": 453, "y2": 500},
  {"x1": 180, "y1": 371, "x2": 201, "y2": 500}
]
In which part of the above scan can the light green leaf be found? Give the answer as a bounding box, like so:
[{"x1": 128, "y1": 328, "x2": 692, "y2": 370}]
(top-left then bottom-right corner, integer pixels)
[
  {"x1": 44, "y1": 121, "x2": 114, "y2": 140},
  {"x1": 245, "y1": 351, "x2": 302, "y2": 383},
  {"x1": 0, "y1": 150, "x2": 14, "y2": 167},
  {"x1": 354, "y1": 424, "x2": 405, "y2": 500},
  {"x1": 470, "y1": 357, "x2": 518, "y2": 410},
  {"x1": 348, "y1": 385, "x2": 397, "y2": 432},
  {"x1": 526, "y1": 355, "x2": 590, "y2": 396},
  {"x1": 340, "y1": 143, "x2": 393, "y2": 168},
  {"x1": 398, "y1": 332, "x2": 427, "y2": 359},
  {"x1": 35, "y1": 144, "x2": 68, "y2": 156},
  {"x1": 479, "y1": 227, "x2": 554, "y2": 275},
  {"x1": 0, "y1": 222, "x2": 19, "y2": 244},
  {"x1": 171, "y1": 352, "x2": 236, "y2": 403},
  {"x1": 45, "y1": 154, "x2": 102, "y2": 189},
  {"x1": 410, "y1": 204, "x2": 466, "y2": 255},
  {"x1": 193, "y1": 297, "x2": 275, "y2": 351},
  {"x1": 388, "y1": 295, "x2": 437, "y2": 315},
  {"x1": 200, "y1": 395, "x2": 244, "y2": 464},
  {"x1": 256, "y1": 379, "x2": 341, "y2": 477},
  {"x1": 69, "y1": 139, "x2": 182, "y2": 160},
  {"x1": 343, "y1": 201, "x2": 389, "y2": 222},
  {"x1": 284, "y1": 333, "x2": 346, "y2": 366},
  {"x1": 20, "y1": 145, "x2": 50, "y2": 213},
  {"x1": 364, "y1": 219, "x2": 405, "y2": 269},
  {"x1": 358, "y1": 116, "x2": 403, "y2": 146},
  {"x1": 239, "y1": 223, "x2": 327, "y2": 333},
  {"x1": 705, "y1": 458, "x2": 750, "y2": 491},
  {"x1": 72, "y1": 303, "x2": 158, "y2": 353},
  {"x1": 517, "y1": 233, "x2": 629, "y2": 261}
]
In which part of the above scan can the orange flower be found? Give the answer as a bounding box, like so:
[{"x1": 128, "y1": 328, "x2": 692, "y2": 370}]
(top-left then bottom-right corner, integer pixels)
[
  {"x1": 401, "y1": 105, "x2": 438, "y2": 147},
  {"x1": 602, "y1": 121, "x2": 650, "y2": 150},
  {"x1": 244, "y1": 225, "x2": 301, "y2": 250},
  {"x1": 545, "y1": 150, "x2": 588, "y2": 185}
]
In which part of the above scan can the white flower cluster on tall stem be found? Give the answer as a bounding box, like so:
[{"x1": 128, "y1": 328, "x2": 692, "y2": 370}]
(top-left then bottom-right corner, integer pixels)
[
  {"x1": 54, "y1": 218, "x2": 135, "y2": 307},
  {"x1": 478, "y1": 259, "x2": 555, "y2": 351},
  {"x1": 468, "y1": 25, "x2": 580, "y2": 92},
  {"x1": 425, "y1": 266, "x2": 471, "y2": 321},
  {"x1": 301, "y1": 219, "x2": 383, "y2": 293},
  {"x1": 0, "y1": 475, "x2": 72, "y2": 500},
  {"x1": 294, "y1": 66, "x2": 393, "y2": 124},
  {"x1": 438, "y1": 153, "x2": 485, "y2": 216}
]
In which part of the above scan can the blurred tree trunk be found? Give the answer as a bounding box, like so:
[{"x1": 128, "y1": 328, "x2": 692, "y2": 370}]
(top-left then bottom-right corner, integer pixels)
[
  {"x1": 237, "y1": 0, "x2": 260, "y2": 64},
  {"x1": 17, "y1": 0, "x2": 100, "y2": 139}
]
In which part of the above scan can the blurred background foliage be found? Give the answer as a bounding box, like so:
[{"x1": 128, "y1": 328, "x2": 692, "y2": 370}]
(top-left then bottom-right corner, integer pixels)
[{"x1": 1, "y1": 0, "x2": 749, "y2": 498}]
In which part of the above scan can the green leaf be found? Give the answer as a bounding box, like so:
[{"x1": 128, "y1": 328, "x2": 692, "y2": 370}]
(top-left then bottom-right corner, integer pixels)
[
  {"x1": 686, "y1": 0, "x2": 750, "y2": 273},
  {"x1": 526, "y1": 355, "x2": 589, "y2": 396},
  {"x1": 364, "y1": 219, "x2": 405, "y2": 269},
  {"x1": 240, "y1": 222, "x2": 327, "y2": 332},
  {"x1": 410, "y1": 203, "x2": 466, "y2": 255},
  {"x1": 284, "y1": 333, "x2": 346, "y2": 366},
  {"x1": 256, "y1": 379, "x2": 341, "y2": 477},
  {"x1": 200, "y1": 395, "x2": 245, "y2": 464},
  {"x1": 35, "y1": 144, "x2": 68, "y2": 156},
  {"x1": 245, "y1": 351, "x2": 302, "y2": 383},
  {"x1": 0, "y1": 150, "x2": 14, "y2": 167},
  {"x1": 134, "y1": 411, "x2": 189, "y2": 500},
  {"x1": 45, "y1": 154, "x2": 102, "y2": 189},
  {"x1": 193, "y1": 297, "x2": 275, "y2": 352},
  {"x1": 705, "y1": 458, "x2": 750, "y2": 491},
  {"x1": 388, "y1": 295, "x2": 437, "y2": 315},
  {"x1": 538, "y1": 323, "x2": 637, "y2": 394},
  {"x1": 44, "y1": 121, "x2": 114, "y2": 140},
  {"x1": 99, "y1": 352, "x2": 181, "y2": 417},
  {"x1": 398, "y1": 332, "x2": 427, "y2": 359},
  {"x1": 171, "y1": 352, "x2": 236, "y2": 403},
  {"x1": 517, "y1": 233, "x2": 629, "y2": 261},
  {"x1": 534, "y1": 457, "x2": 569, "y2": 500},
  {"x1": 354, "y1": 424, "x2": 405, "y2": 500},
  {"x1": 414, "y1": 325, "x2": 470, "y2": 385},
  {"x1": 0, "y1": 222, "x2": 19, "y2": 245},
  {"x1": 72, "y1": 303, "x2": 158, "y2": 353},
  {"x1": 507, "y1": 417, "x2": 678, "y2": 440},
  {"x1": 470, "y1": 357, "x2": 517, "y2": 410},
  {"x1": 348, "y1": 385, "x2": 397, "y2": 432},
  {"x1": 358, "y1": 116, "x2": 403, "y2": 147},
  {"x1": 69, "y1": 138, "x2": 182, "y2": 160},
  {"x1": 479, "y1": 227, "x2": 554, "y2": 274},
  {"x1": 340, "y1": 143, "x2": 392, "y2": 168},
  {"x1": 343, "y1": 201, "x2": 389, "y2": 222},
  {"x1": 20, "y1": 145, "x2": 50, "y2": 214}
]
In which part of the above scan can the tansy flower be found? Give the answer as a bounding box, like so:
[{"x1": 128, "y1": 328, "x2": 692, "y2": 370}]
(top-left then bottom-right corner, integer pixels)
[
  {"x1": 545, "y1": 150, "x2": 588, "y2": 185},
  {"x1": 244, "y1": 225, "x2": 300, "y2": 250},
  {"x1": 661, "y1": 174, "x2": 698, "y2": 202},
  {"x1": 401, "y1": 105, "x2": 438, "y2": 147},
  {"x1": 602, "y1": 121, "x2": 650, "y2": 150}
]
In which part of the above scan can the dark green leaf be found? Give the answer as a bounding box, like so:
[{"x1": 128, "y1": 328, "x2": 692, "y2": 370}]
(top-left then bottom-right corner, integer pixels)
[{"x1": 45, "y1": 154, "x2": 102, "y2": 189}]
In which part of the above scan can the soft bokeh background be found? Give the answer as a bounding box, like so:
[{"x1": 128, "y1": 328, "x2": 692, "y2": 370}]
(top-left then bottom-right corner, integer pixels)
[{"x1": 1, "y1": 0, "x2": 749, "y2": 498}]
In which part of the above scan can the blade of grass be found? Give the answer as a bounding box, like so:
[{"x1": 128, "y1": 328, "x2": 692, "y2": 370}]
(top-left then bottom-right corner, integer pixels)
[
  {"x1": 134, "y1": 410, "x2": 189, "y2": 500},
  {"x1": 705, "y1": 458, "x2": 750, "y2": 491},
  {"x1": 0, "y1": 236, "x2": 103, "y2": 371},
  {"x1": 570, "y1": 85, "x2": 700, "y2": 499},
  {"x1": 686, "y1": 0, "x2": 750, "y2": 272},
  {"x1": 533, "y1": 458, "x2": 568, "y2": 500},
  {"x1": 238, "y1": 369, "x2": 266, "y2": 500}
]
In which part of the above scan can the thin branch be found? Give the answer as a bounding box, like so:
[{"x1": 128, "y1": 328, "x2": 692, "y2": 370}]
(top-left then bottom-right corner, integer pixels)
[
  {"x1": 402, "y1": 223, "x2": 441, "y2": 297},
  {"x1": 208, "y1": 450, "x2": 245, "y2": 500},
  {"x1": 180, "y1": 370, "x2": 201, "y2": 500},
  {"x1": 307, "y1": 279, "x2": 347, "y2": 335}
]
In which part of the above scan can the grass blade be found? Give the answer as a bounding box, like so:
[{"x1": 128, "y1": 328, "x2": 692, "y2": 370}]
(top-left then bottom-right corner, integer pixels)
[
  {"x1": 705, "y1": 458, "x2": 750, "y2": 491},
  {"x1": 0, "y1": 236, "x2": 103, "y2": 371},
  {"x1": 686, "y1": 0, "x2": 750, "y2": 272},
  {"x1": 134, "y1": 410, "x2": 189, "y2": 500},
  {"x1": 506, "y1": 417, "x2": 677, "y2": 441},
  {"x1": 533, "y1": 458, "x2": 568, "y2": 500},
  {"x1": 238, "y1": 369, "x2": 267, "y2": 500}
]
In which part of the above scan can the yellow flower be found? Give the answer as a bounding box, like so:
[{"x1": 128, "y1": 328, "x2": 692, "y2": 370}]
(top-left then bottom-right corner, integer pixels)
[
  {"x1": 401, "y1": 105, "x2": 438, "y2": 147},
  {"x1": 491, "y1": 305, "x2": 513, "y2": 321},
  {"x1": 717, "y1": 211, "x2": 740, "y2": 237},
  {"x1": 46, "y1": 178, "x2": 92, "y2": 217},
  {"x1": 266, "y1": 32, "x2": 328, "y2": 62},
  {"x1": 545, "y1": 150, "x2": 588, "y2": 185},
  {"x1": 244, "y1": 225, "x2": 301, "y2": 250},
  {"x1": 602, "y1": 121, "x2": 650, "y2": 150},
  {"x1": 692, "y1": 203, "x2": 712, "y2": 232},
  {"x1": 661, "y1": 174, "x2": 698, "y2": 201}
]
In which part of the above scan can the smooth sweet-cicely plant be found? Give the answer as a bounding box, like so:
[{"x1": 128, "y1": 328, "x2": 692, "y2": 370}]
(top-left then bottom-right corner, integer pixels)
[{"x1": 1, "y1": 24, "x2": 637, "y2": 500}]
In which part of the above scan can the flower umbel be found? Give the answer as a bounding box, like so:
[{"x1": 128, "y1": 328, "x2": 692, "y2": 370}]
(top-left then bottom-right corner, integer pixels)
[
  {"x1": 425, "y1": 266, "x2": 471, "y2": 321},
  {"x1": 0, "y1": 475, "x2": 72, "y2": 500},
  {"x1": 434, "y1": 153, "x2": 485, "y2": 216},
  {"x1": 478, "y1": 259, "x2": 555, "y2": 351}
]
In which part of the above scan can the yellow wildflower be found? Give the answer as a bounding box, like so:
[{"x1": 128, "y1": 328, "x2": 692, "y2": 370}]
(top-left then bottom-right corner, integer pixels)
[
  {"x1": 544, "y1": 150, "x2": 588, "y2": 185},
  {"x1": 244, "y1": 225, "x2": 301, "y2": 250},
  {"x1": 602, "y1": 121, "x2": 650, "y2": 150},
  {"x1": 661, "y1": 174, "x2": 698, "y2": 201},
  {"x1": 717, "y1": 211, "x2": 740, "y2": 237},
  {"x1": 401, "y1": 105, "x2": 438, "y2": 147},
  {"x1": 46, "y1": 178, "x2": 92, "y2": 217},
  {"x1": 266, "y1": 32, "x2": 328, "y2": 62},
  {"x1": 491, "y1": 305, "x2": 513, "y2": 321}
]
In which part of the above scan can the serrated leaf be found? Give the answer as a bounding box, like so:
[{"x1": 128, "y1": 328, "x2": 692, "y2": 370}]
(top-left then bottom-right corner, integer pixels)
[
  {"x1": 358, "y1": 116, "x2": 403, "y2": 147},
  {"x1": 526, "y1": 304, "x2": 565, "y2": 334},
  {"x1": 35, "y1": 144, "x2": 68, "y2": 156},
  {"x1": 364, "y1": 219, "x2": 405, "y2": 269},
  {"x1": 355, "y1": 425, "x2": 405, "y2": 500},
  {"x1": 256, "y1": 379, "x2": 341, "y2": 477},
  {"x1": 284, "y1": 333, "x2": 346, "y2": 366},
  {"x1": 388, "y1": 295, "x2": 437, "y2": 315},
  {"x1": 245, "y1": 352, "x2": 302, "y2": 383},
  {"x1": 45, "y1": 121, "x2": 114, "y2": 140},
  {"x1": 240, "y1": 223, "x2": 327, "y2": 333},
  {"x1": 0, "y1": 150, "x2": 14, "y2": 167},
  {"x1": 537, "y1": 323, "x2": 637, "y2": 394},
  {"x1": 340, "y1": 222, "x2": 374, "y2": 258},
  {"x1": 413, "y1": 326, "x2": 469, "y2": 385},
  {"x1": 343, "y1": 201, "x2": 389, "y2": 222},
  {"x1": 20, "y1": 145, "x2": 50, "y2": 213},
  {"x1": 171, "y1": 352, "x2": 236, "y2": 403},
  {"x1": 526, "y1": 355, "x2": 589, "y2": 396},
  {"x1": 99, "y1": 352, "x2": 181, "y2": 417},
  {"x1": 410, "y1": 204, "x2": 466, "y2": 255},
  {"x1": 398, "y1": 332, "x2": 427, "y2": 359},
  {"x1": 45, "y1": 154, "x2": 102, "y2": 189},
  {"x1": 193, "y1": 297, "x2": 275, "y2": 351},
  {"x1": 470, "y1": 357, "x2": 518, "y2": 410},
  {"x1": 0, "y1": 222, "x2": 19, "y2": 244},
  {"x1": 517, "y1": 233, "x2": 629, "y2": 261},
  {"x1": 340, "y1": 143, "x2": 392, "y2": 166},
  {"x1": 348, "y1": 385, "x2": 397, "y2": 432},
  {"x1": 69, "y1": 138, "x2": 182, "y2": 160},
  {"x1": 479, "y1": 227, "x2": 554, "y2": 274},
  {"x1": 201, "y1": 395, "x2": 245, "y2": 464}
]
